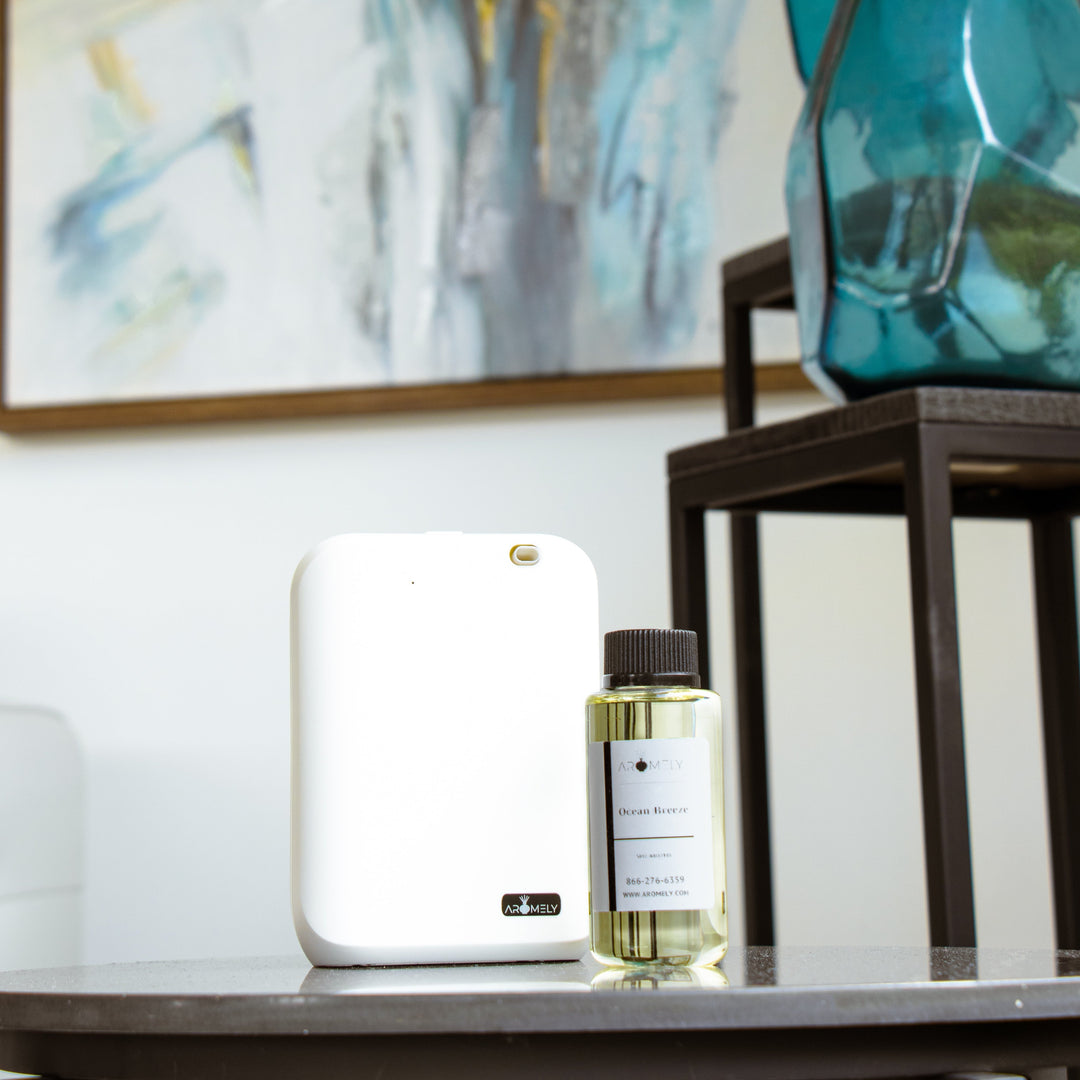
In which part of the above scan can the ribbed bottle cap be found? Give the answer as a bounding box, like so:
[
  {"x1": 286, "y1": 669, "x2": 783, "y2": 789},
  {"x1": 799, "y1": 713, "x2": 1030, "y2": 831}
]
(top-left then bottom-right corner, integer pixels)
[{"x1": 603, "y1": 628, "x2": 701, "y2": 688}]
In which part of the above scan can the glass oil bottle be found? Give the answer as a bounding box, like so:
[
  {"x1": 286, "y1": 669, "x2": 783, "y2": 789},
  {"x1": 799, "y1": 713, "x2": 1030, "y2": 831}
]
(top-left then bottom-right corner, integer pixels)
[{"x1": 586, "y1": 629, "x2": 727, "y2": 967}]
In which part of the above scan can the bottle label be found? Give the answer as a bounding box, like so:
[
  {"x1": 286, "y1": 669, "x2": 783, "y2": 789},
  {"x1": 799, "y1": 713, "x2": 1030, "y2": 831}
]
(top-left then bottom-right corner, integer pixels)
[{"x1": 588, "y1": 736, "x2": 715, "y2": 913}]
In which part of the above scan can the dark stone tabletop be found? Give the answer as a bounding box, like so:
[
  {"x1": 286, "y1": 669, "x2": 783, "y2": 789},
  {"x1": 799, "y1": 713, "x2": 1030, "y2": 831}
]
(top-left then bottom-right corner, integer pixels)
[
  {"x1": 0, "y1": 946, "x2": 1078, "y2": 1036},
  {"x1": 3, "y1": 947, "x2": 1080, "y2": 1079}
]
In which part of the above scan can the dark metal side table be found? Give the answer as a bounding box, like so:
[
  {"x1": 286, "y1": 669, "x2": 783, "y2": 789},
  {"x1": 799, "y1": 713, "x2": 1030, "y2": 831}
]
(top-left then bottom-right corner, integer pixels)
[
  {"x1": 668, "y1": 238, "x2": 1080, "y2": 950},
  {"x1": 3, "y1": 948, "x2": 1080, "y2": 1079}
]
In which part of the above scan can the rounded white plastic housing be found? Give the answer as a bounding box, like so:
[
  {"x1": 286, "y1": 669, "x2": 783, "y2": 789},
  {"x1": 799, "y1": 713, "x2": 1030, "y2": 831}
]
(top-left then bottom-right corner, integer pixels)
[{"x1": 291, "y1": 533, "x2": 599, "y2": 966}]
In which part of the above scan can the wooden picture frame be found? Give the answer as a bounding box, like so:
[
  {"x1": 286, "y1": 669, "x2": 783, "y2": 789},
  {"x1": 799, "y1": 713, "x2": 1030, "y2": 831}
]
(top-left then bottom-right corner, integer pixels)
[
  {"x1": 1, "y1": 1, "x2": 810, "y2": 434},
  {"x1": 0, "y1": 363, "x2": 809, "y2": 433}
]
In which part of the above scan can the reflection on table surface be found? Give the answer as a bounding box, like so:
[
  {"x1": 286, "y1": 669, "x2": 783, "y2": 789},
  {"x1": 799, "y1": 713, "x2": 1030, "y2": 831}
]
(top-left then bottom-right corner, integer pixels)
[
  {"x1": 300, "y1": 960, "x2": 730, "y2": 995},
  {"x1": 0, "y1": 947, "x2": 1078, "y2": 999}
]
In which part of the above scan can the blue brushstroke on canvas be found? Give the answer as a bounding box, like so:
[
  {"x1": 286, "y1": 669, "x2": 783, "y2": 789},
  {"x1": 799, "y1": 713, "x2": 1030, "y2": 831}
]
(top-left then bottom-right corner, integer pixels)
[
  {"x1": 588, "y1": 0, "x2": 744, "y2": 359},
  {"x1": 52, "y1": 105, "x2": 256, "y2": 298},
  {"x1": 450, "y1": 0, "x2": 746, "y2": 375}
]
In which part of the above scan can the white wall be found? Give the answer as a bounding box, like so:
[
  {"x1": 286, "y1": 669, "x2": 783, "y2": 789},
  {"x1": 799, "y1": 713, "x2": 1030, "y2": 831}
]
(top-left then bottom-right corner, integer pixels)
[
  {"x1": 0, "y1": 390, "x2": 1056, "y2": 963},
  {"x1": 0, "y1": 0, "x2": 1058, "y2": 965}
]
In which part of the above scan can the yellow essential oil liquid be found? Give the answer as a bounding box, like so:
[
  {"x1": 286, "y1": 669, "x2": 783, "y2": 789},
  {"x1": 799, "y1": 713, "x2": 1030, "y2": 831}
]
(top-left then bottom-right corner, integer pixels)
[{"x1": 587, "y1": 629, "x2": 727, "y2": 967}]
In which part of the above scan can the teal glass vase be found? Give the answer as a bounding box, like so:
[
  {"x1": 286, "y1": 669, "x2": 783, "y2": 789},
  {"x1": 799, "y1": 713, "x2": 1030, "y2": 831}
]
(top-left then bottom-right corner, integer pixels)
[
  {"x1": 785, "y1": 0, "x2": 837, "y2": 83},
  {"x1": 785, "y1": 0, "x2": 1080, "y2": 401}
]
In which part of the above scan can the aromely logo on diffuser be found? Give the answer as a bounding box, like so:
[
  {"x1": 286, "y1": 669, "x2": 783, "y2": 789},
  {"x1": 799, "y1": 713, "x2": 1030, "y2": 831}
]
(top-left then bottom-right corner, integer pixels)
[{"x1": 501, "y1": 893, "x2": 561, "y2": 916}]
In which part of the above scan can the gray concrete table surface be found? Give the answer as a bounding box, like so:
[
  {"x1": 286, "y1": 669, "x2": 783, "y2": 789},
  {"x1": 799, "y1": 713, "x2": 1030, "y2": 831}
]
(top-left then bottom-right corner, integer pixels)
[{"x1": 2, "y1": 946, "x2": 1080, "y2": 1079}]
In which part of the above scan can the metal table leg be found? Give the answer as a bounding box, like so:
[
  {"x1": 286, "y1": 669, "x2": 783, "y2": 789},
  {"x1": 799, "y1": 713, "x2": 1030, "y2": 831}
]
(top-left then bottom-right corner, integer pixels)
[
  {"x1": 1032, "y1": 513, "x2": 1080, "y2": 950},
  {"x1": 731, "y1": 509, "x2": 775, "y2": 946},
  {"x1": 904, "y1": 426, "x2": 977, "y2": 947}
]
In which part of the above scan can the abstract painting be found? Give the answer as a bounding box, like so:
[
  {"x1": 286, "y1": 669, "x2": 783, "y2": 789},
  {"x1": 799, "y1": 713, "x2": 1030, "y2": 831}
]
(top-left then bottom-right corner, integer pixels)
[{"x1": 3, "y1": 0, "x2": 765, "y2": 427}]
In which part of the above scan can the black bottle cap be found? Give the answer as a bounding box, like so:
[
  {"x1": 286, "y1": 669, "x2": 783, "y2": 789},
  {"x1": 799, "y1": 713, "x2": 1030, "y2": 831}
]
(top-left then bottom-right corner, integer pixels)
[{"x1": 603, "y1": 629, "x2": 702, "y2": 688}]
